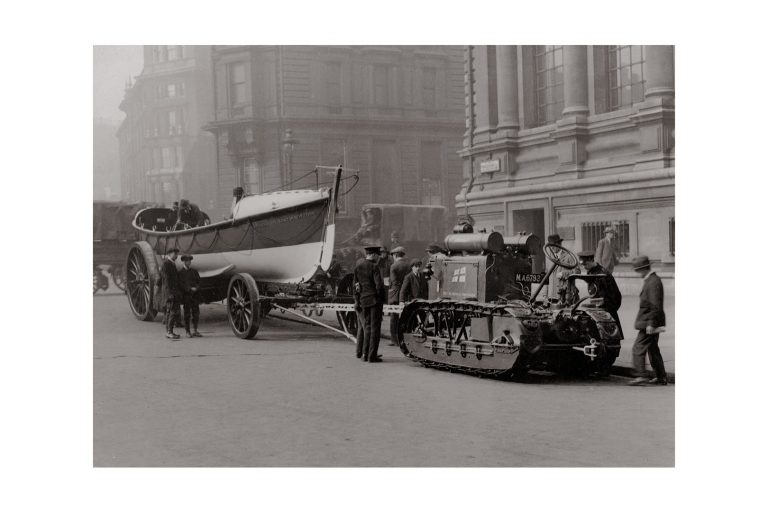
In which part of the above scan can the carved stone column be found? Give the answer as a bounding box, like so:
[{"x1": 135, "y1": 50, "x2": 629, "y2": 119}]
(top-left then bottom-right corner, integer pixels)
[
  {"x1": 471, "y1": 45, "x2": 493, "y2": 143},
  {"x1": 644, "y1": 45, "x2": 675, "y2": 100},
  {"x1": 562, "y1": 45, "x2": 589, "y2": 117},
  {"x1": 631, "y1": 45, "x2": 675, "y2": 170},
  {"x1": 495, "y1": 45, "x2": 519, "y2": 134}
]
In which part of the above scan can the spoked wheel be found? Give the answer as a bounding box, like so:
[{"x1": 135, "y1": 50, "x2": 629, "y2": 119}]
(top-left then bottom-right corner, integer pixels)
[
  {"x1": 334, "y1": 273, "x2": 358, "y2": 335},
  {"x1": 111, "y1": 265, "x2": 126, "y2": 292},
  {"x1": 227, "y1": 273, "x2": 262, "y2": 339},
  {"x1": 126, "y1": 242, "x2": 158, "y2": 321},
  {"x1": 543, "y1": 243, "x2": 579, "y2": 270}
]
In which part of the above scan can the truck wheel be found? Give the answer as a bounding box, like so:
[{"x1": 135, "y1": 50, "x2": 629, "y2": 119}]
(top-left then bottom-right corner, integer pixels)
[
  {"x1": 227, "y1": 273, "x2": 262, "y2": 339},
  {"x1": 126, "y1": 242, "x2": 159, "y2": 321}
]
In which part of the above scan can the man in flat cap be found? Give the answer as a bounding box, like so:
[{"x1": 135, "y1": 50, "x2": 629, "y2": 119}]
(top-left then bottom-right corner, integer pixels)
[
  {"x1": 628, "y1": 256, "x2": 668, "y2": 386},
  {"x1": 578, "y1": 250, "x2": 623, "y2": 337},
  {"x1": 157, "y1": 247, "x2": 182, "y2": 339},
  {"x1": 546, "y1": 234, "x2": 579, "y2": 304},
  {"x1": 353, "y1": 245, "x2": 385, "y2": 362},
  {"x1": 179, "y1": 255, "x2": 203, "y2": 338},
  {"x1": 595, "y1": 227, "x2": 619, "y2": 274},
  {"x1": 387, "y1": 246, "x2": 410, "y2": 346}
]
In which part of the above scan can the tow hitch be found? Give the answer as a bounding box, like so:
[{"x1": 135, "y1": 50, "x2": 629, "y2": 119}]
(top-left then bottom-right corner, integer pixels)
[{"x1": 572, "y1": 338, "x2": 603, "y2": 360}]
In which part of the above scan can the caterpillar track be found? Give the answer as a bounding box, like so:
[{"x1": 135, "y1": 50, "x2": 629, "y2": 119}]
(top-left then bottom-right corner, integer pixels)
[{"x1": 397, "y1": 298, "x2": 621, "y2": 380}]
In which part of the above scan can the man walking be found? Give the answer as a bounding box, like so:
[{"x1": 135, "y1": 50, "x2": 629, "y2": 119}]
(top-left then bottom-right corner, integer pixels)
[
  {"x1": 179, "y1": 254, "x2": 203, "y2": 338},
  {"x1": 628, "y1": 256, "x2": 668, "y2": 386},
  {"x1": 353, "y1": 246, "x2": 385, "y2": 362},
  {"x1": 387, "y1": 246, "x2": 410, "y2": 346},
  {"x1": 595, "y1": 227, "x2": 619, "y2": 274},
  {"x1": 157, "y1": 247, "x2": 182, "y2": 339}
]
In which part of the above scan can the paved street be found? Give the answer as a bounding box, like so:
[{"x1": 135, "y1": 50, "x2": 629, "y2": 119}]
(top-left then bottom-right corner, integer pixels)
[{"x1": 94, "y1": 290, "x2": 674, "y2": 467}]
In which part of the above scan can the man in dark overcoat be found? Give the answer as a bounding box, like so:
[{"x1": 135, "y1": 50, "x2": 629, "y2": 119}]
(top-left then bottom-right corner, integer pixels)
[
  {"x1": 179, "y1": 254, "x2": 203, "y2": 338},
  {"x1": 595, "y1": 227, "x2": 619, "y2": 274},
  {"x1": 400, "y1": 259, "x2": 423, "y2": 303},
  {"x1": 353, "y1": 246, "x2": 385, "y2": 362},
  {"x1": 578, "y1": 250, "x2": 623, "y2": 337},
  {"x1": 157, "y1": 247, "x2": 182, "y2": 339},
  {"x1": 387, "y1": 246, "x2": 410, "y2": 346},
  {"x1": 628, "y1": 256, "x2": 668, "y2": 386}
]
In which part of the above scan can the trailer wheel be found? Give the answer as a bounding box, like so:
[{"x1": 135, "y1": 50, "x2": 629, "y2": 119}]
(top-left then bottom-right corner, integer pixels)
[
  {"x1": 126, "y1": 242, "x2": 159, "y2": 321},
  {"x1": 227, "y1": 273, "x2": 262, "y2": 339}
]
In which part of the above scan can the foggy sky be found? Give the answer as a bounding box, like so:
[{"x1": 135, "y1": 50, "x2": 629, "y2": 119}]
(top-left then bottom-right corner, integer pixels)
[{"x1": 93, "y1": 46, "x2": 143, "y2": 123}]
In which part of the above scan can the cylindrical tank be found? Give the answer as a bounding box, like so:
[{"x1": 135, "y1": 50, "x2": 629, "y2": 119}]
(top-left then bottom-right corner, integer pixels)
[
  {"x1": 444, "y1": 232, "x2": 504, "y2": 254},
  {"x1": 504, "y1": 233, "x2": 542, "y2": 255}
]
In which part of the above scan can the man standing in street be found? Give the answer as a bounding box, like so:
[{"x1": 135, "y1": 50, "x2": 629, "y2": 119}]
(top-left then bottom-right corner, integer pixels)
[
  {"x1": 354, "y1": 246, "x2": 385, "y2": 362},
  {"x1": 179, "y1": 254, "x2": 203, "y2": 338},
  {"x1": 157, "y1": 247, "x2": 182, "y2": 339},
  {"x1": 578, "y1": 251, "x2": 623, "y2": 337},
  {"x1": 595, "y1": 227, "x2": 620, "y2": 274},
  {"x1": 424, "y1": 244, "x2": 446, "y2": 298},
  {"x1": 387, "y1": 246, "x2": 410, "y2": 346},
  {"x1": 400, "y1": 259, "x2": 423, "y2": 303},
  {"x1": 628, "y1": 256, "x2": 668, "y2": 386}
]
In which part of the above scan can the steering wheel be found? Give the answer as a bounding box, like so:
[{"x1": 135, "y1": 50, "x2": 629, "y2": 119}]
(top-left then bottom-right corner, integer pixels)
[{"x1": 543, "y1": 243, "x2": 579, "y2": 270}]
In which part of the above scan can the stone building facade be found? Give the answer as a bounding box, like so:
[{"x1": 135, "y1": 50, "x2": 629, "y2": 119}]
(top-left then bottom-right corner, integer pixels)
[
  {"x1": 117, "y1": 45, "x2": 216, "y2": 210},
  {"x1": 204, "y1": 45, "x2": 465, "y2": 236},
  {"x1": 459, "y1": 45, "x2": 674, "y2": 291}
]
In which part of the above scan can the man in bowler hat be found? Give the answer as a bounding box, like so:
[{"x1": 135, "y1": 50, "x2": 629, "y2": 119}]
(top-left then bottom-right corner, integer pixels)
[
  {"x1": 387, "y1": 246, "x2": 410, "y2": 346},
  {"x1": 628, "y1": 256, "x2": 668, "y2": 386},
  {"x1": 179, "y1": 254, "x2": 203, "y2": 338},
  {"x1": 353, "y1": 245, "x2": 385, "y2": 362},
  {"x1": 157, "y1": 247, "x2": 182, "y2": 339}
]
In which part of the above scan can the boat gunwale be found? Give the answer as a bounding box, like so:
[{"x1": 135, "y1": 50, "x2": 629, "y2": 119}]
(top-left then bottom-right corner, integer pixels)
[{"x1": 131, "y1": 196, "x2": 331, "y2": 237}]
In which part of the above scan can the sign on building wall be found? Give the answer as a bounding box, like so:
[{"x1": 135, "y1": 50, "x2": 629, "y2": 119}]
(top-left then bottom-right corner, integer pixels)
[{"x1": 479, "y1": 159, "x2": 500, "y2": 174}]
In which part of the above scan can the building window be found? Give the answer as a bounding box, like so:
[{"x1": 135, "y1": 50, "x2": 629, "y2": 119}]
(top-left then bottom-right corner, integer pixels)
[
  {"x1": 229, "y1": 62, "x2": 248, "y2": 106},
  {"x1": 422, "y1": 67, "x2": 437, "y2": 113},
  {"x1": 607, "y1": 45, "x2": 646, "y2": 110},
  {"x1": 153, "y1": 46, "x2": 166, "y2": 63},
  {"x1": 166, "y1": 46, "x2": 181, "y2": 61},
  {"x1": 669, "y1": 217, "x2": 675, "y2": 256},
  {"x1": 420, "y1": 141, "x2": 442, "y2": 206},
  {"x1": 581, "y1": 220, "x2": 630, "y2": 258},
  {"x1": 161, "y1": 146, "x2": 175, "y2": 169},
  {"x1": 534, "y1": 45, "x2": 564, "y2": 126},
  {"x1": 325, "y1": 62, "x2": 342, "y2": 114},
  {"x1": 242, "y1": 157, "x2": 261, "y2": 194},
  {"x1": 373, "y1": 65, "x2": 389, "y2": 110}
]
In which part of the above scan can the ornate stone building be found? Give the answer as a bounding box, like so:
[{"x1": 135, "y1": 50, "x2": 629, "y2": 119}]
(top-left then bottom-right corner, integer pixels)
[
  {"x1": 117, "y1": 45, "x2": 216, "y2": 210},
  {"x1": 204, "y1": 45, "x2": 465, "y2": 235},
  {"x1": 459, "y1": 45, "x2": 674, "y2": 289}
]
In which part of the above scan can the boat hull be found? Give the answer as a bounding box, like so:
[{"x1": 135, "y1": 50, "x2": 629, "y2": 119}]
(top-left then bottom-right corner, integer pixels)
[{"x1": 134, "y1": 197, "x2": 334, "y2": 284}]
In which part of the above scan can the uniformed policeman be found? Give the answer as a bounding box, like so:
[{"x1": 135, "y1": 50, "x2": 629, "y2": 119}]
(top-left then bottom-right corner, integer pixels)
[
  {"x1": 179, "y1": 254, "x2": 203, "y2": 338},
  {"x1": 353, "y1": 245, "x2": 385, "y2": 362},
  {"x1": 157, "y1": 247, "x2": 182, "y2": 339}
]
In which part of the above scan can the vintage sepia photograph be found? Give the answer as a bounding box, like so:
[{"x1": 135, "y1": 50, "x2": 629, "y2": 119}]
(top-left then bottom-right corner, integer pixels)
[{"x1": 93, "y1": 44, "x2": 675, "y2": 468}]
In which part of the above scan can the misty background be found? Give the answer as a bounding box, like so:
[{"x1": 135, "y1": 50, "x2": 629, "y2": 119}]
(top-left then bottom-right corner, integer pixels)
[{"x1": 94, "y1": 46, "x2": 143, "y2": 200}]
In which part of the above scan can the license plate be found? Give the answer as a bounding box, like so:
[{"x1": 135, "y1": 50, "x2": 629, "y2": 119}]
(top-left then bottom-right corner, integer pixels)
[{"x1": 515, "y1": 272, "x2": 546, "y2": 283}]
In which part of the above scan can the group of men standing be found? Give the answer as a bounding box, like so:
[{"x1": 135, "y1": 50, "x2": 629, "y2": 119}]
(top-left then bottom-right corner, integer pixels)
[
  {"x1": 352, "y1": 245, "x2": 424, "y2": 362},
  {"x1": 548, "y1": 226, "x2": 668, "y2": 386},
  {"x1": 157, "y1": 247, "x2": 203, "y2": 339}
]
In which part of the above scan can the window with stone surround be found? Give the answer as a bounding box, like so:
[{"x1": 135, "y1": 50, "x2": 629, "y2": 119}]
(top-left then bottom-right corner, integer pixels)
[
  {"x1": 325, "y1": 61, "x2": 342, "y2": 114},
  {"x1": 581, "y1": 220, "x2": 630, "y2": 258},
  {"x1": 228, "y1": 62, "x2": 248, "y2": 106},
  {"x1": 608, "y1": 45, "x2": 645, "y2": 110},
  {"x1": 422, "y1": 67, "x2": 437, "y2": 113},
  {"x1": 534, "y1": 45, "x2": 564, "y2": 127},
  {"x1": 242, "y1": 157, "x2": 261, "y2": 195},
  {"x1": 419, "y1": 141, "x2": 442, "y2": 206},
  {"x1": 373, "y1": 64, "x2": 389, "y2": 112}
]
